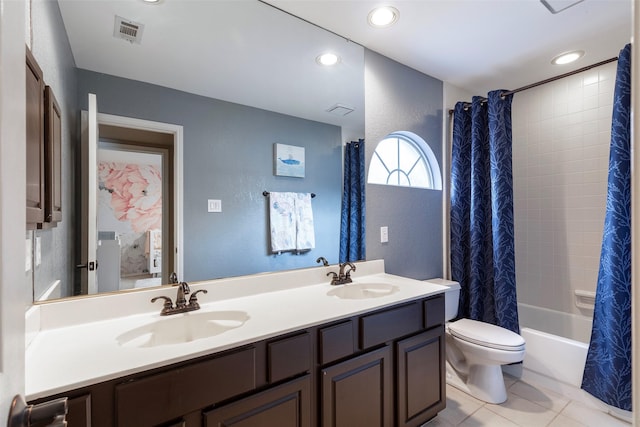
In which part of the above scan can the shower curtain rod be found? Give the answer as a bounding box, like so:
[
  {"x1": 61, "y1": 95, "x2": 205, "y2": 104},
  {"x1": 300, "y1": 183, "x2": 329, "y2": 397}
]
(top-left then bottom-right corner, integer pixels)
[{"x1": 448, "y1": 56, "x2": 618, "y2": 114}]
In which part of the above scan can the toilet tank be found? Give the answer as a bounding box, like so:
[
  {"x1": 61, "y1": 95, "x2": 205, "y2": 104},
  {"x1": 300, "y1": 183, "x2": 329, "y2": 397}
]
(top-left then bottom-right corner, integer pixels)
[{"x1": 424, "y1": 279, "x2": 461, "y2": 321}]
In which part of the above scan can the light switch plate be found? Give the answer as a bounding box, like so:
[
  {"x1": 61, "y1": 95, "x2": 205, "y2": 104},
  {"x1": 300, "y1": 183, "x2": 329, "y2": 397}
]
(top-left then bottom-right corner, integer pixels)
[
  {"x1": 208, "y1": 199, "x2": 222, "y2": 213},
  {"x1": 25, "y1": 238, "x2": 32, "y2": 272},
  {"x1": 380, "y1": 226, "x2": 389, "y2": 243},
  {"x1": 35, "y1": 236, "x2": 42, "y2": 267}
]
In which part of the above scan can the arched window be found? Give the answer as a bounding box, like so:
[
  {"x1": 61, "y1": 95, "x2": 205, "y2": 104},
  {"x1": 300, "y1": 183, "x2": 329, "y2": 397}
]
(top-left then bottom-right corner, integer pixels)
[{"x1": 367, "y1": 131, "x2": 442, "y2": 190}]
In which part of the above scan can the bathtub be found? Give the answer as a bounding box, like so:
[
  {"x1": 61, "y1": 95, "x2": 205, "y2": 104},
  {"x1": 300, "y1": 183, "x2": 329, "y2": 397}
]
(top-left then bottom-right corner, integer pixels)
[{"x1": 503, "y1": 303, "x2": 632, "y2": 423}]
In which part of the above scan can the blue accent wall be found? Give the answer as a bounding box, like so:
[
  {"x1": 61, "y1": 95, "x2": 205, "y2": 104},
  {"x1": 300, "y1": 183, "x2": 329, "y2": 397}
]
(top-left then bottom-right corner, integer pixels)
[
  {"x1": 77, "y1": 70, "x2": 343, "y2": 281},
  {"x1": 364, "y1": 49, "x2": 443, "y2": 279},
  {"x1": 31, "y1": 0, "x2": 78, "y2": 299}
]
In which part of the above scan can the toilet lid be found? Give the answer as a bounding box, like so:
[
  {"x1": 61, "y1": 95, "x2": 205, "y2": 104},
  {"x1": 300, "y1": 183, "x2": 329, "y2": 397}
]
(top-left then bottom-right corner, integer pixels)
[{"x1": 448, "y1": 318, "x2": 525, "y2": 351}]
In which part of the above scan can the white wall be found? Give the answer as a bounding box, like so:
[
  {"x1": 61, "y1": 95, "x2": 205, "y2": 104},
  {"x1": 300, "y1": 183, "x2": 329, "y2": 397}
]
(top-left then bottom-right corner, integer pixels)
[
  {"x1": 512, "y1": 62, "x2": 616, "y2": 317},
  {"x1": 0, "y1": 0, "x2": 27, "y2": 420}
]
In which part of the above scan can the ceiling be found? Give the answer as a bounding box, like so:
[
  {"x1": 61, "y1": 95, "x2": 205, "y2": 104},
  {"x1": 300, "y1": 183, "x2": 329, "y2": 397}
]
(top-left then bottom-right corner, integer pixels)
[
  {"x1": 268, "y1": 0, "x2": 631, "y2": 95},
  {"x1": 58, "y1": 0, "x2": 631, "y2": 128}
]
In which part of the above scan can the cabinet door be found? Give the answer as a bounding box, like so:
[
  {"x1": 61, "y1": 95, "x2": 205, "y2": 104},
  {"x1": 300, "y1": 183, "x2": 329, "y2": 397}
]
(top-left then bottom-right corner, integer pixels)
[
  {"x1": 204, "y1": 375, "x2": 311, "y2": 427},
  {"x1": 396, "y1": 327, "x2": 445, "y2": 427},
  {"x1": 321, "y1": 346, "x2": 392, "y2": 427},
  {"x1": 26, "y1": 47, "x2": 45, "y2": 227},
  {"x1": 42, "y1": 85, "x2": 62, "y2": 225}
]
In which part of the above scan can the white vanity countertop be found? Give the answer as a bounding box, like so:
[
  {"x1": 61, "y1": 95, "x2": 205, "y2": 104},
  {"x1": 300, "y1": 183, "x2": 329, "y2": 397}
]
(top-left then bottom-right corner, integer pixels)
[{"x1": 25, "y1": 260, "x2": 449, "y2": 400}]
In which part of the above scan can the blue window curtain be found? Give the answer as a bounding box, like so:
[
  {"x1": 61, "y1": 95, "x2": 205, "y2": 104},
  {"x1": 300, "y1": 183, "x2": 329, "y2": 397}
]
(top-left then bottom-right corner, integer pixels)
[
  {"x1": 450, "y1": 91, "x2": 519, "y2": 333},
  {"x1": 339, "y1": 139, "x2": 365, "y2": 263},
  {"x1": 581, "y1": 43, "x2": 632, "y2": 412}
]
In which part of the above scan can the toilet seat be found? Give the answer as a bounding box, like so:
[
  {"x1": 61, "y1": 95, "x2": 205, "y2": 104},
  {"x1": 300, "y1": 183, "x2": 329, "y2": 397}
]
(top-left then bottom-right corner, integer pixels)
[{"x1": 448, "y1": 318, "x2": 525, "y2": 351}]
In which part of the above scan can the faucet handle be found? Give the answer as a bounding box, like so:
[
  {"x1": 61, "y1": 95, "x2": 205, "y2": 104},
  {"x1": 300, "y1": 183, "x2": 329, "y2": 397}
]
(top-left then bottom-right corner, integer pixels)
[
  {"x1": 151, "y1": 296, "x2": 174, "y2": 314},
  {"x1": 188, "y1": 289, "x2": 208, "y2": 309},
  {"x1": 169, "y1": 272, "x2": 178, "y2": 284},
  {"x1": 327, "y1": 271, "x2": 340, "y2": 285},
  {"x1": 344, "y1": 263, "x2": 356, "y2": 279}
]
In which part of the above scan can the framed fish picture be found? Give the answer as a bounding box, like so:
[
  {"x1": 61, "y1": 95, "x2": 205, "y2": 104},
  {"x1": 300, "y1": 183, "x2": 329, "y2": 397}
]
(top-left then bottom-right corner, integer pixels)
[{"x1": 274, "y1": 143, "x2": 305, "y2": 178}]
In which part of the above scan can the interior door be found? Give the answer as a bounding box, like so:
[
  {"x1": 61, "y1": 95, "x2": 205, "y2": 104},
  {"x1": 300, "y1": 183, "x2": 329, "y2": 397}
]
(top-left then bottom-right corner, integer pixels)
[{"x1": 79, "y1": 93, "x2": 98, "y2": 294}]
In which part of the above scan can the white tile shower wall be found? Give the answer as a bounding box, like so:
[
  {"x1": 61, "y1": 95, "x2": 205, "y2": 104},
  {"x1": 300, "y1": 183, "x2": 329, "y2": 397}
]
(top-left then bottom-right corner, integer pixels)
[{"x1": 512, "y1": 62, "x2": 616, "y2": 317}]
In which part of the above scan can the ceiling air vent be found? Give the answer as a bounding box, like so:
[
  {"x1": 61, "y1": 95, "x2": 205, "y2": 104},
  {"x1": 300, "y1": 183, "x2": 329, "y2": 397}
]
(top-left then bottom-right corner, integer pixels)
[
  {"x1": 326, "y1": 103, "x2": 355, "y2": 116},
  {"x1": 114, "y1": 15, "x2": 145, "y2": 44}
]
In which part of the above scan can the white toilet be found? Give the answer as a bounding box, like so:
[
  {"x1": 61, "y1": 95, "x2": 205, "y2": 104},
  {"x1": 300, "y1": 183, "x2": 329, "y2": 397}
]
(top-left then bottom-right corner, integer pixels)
[{"x1": 433, "y1": 279, "x2": 525, "y2": 404}]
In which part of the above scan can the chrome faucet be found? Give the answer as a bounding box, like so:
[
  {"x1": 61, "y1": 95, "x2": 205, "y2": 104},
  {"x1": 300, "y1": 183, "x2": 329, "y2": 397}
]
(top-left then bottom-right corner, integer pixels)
[
  {"x1": 151, "y1": 280, "x2": 208, "y2": 315},
  {"x1": 327, "y1": 262, "x2": 356, "y2": 285}
]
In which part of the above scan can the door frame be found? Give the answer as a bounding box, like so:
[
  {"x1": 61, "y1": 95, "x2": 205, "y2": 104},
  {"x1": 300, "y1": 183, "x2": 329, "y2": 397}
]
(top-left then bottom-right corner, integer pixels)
[{"x1": 80, "y1": 112, "x2": 183, "y2": 293}]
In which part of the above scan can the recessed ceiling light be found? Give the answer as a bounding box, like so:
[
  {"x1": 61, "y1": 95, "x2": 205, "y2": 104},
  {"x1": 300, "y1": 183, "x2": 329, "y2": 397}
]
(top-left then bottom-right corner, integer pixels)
[
  {"x1": 316, "y1": 53, "x2": 340, "y2": 66},
  {"x1": 551, "y1": 50, "x2": 585, "y2": 65},
  {"x1": 141, "y1": 0, "x2": 161, "y2": 4},
  {"x1": 368, "y1": 6, "x2": 399, "y2": 28}
]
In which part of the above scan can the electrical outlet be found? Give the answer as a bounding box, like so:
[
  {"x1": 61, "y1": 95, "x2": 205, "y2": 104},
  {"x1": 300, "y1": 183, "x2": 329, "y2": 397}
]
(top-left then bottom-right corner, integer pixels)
[{"x1": 380, "y1": 226, "x2": 389, "y2": 243}]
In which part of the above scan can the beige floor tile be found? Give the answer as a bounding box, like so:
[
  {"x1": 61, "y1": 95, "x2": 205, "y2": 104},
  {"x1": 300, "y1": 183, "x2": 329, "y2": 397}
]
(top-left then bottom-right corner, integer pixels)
[
  {"x1": 486, "y1": 393, "x2": 558, "y2": 427},
  {"x1": 547, "y1": 413, "x2": 589, "y2": 427},
  {"x1": 508, "y1": 380, "x2": 571, "y2": 412},
  {"x1": 439, "y1": 386, "x2": 485, "y2": 426},
  {"x1": 504, "y1": 374, "x2": 518, "y2": 390},
  {"x1": 560, "y1": 401, "x2": 631, "y2": 427},
  {"x1": 423, "y1": 415, "x2": 456, "y2": 427},
  {"x1": 440, "y1": 379, "x2": 628, "y2": 427},
  {"x1": 447, "y1": 384, "x2": 486, "y2": 406},
  {"x1": 458, "y1": 407, "x2": 519, "y2": 427}
]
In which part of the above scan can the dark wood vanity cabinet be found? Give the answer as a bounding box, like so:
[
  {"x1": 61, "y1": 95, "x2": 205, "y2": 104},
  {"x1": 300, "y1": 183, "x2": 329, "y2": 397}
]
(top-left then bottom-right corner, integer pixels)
[
  {"x1": 32, "y1": 294, "x2": 445, "y2": 427},
  {"x1": 319, "y1": 296, "x2": 446, "y2": 427}
]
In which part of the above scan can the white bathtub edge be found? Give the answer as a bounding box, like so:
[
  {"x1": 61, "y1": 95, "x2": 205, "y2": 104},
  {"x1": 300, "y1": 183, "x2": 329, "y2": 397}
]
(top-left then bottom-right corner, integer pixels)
[{"x1": 503, "y1": 327, "x2": 633, "y2": 424}]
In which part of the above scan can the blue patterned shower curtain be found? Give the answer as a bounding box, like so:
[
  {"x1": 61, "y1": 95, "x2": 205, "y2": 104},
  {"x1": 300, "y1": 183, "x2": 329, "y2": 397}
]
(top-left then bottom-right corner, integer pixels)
[
  {"x1": 581, "y1": 44, "x2": 632, "y2": 412},
  {"x1": 339, "y1": 139, "x2": 365, "y2": 263},
  {"x1": 450, "y1": 91, "x2": 519, "y2": 333}
]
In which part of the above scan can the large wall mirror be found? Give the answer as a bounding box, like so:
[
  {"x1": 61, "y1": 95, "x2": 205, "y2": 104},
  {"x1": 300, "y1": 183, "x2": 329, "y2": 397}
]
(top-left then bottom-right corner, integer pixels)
[{"x1": 30, "y1": 0, "x2": 364, "y2": 302}]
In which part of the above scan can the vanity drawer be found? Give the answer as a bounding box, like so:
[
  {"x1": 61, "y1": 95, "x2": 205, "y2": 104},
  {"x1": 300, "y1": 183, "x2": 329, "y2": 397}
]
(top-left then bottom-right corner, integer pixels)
[
  {"x1": 319, "y1": 320, "x2": 355, "y2": 365},
  {"x1": 360, "y1": 302, "x2": 422, "y2": 349},
  {"x1": 115, "y1": 346, "x2": 256, "y2": 427},
  {"x1": 66, "y1": 394, "x2": 91, "y2": 427},
  {"x1": 424, "y1": 294, "x2": 445, "y2": 329},
  {"x1": 268, "y1": 332, "x2": 311, "y2": 383}
]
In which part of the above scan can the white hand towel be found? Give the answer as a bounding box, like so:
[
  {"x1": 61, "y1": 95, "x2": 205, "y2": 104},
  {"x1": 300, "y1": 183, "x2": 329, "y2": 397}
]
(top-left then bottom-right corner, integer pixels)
[
  {"x1": 269, "y1": 192, "x2": 316, "y2": 253},
  {"x1": 269, "y1": 192, "x2": 297, "y2": 252},
  {"x1": 295, "y1": 193, "x2": 315, "y2": 251}
]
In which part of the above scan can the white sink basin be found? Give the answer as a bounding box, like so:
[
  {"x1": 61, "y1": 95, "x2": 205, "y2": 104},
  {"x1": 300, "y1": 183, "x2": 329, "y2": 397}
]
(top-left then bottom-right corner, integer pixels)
[
  {"x1": 116, "y1": 310, "x2": 250, "y2": 348},
  {"x1": 326, "y1": 283, "x2": 399, "y2": 300}
]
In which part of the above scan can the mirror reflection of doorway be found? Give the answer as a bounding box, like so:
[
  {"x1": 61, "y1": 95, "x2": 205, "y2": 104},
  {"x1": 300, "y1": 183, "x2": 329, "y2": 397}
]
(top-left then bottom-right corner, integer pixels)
[
  {"x1": 79, "y1": 96, "x2": 183, "y2": 296},
  {"x1": 96, "y1": 142, "x2": 169, "y2": 292}
]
